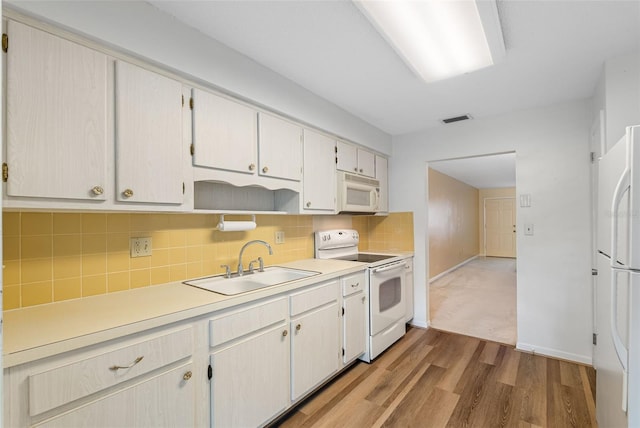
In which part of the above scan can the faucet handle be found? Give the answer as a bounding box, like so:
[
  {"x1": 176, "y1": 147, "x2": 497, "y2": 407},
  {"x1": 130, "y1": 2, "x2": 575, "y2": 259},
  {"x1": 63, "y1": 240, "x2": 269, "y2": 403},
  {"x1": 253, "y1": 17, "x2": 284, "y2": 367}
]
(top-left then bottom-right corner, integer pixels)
[
  {"x1": 248, "y1": 259, "x2": 258, "y2": 274},
  {"x1": 220, "y1": 264, "x2": 231, "y2": 279},
  {"x1": 257, "y1": 256, "x2": 265, "y2": 272}
]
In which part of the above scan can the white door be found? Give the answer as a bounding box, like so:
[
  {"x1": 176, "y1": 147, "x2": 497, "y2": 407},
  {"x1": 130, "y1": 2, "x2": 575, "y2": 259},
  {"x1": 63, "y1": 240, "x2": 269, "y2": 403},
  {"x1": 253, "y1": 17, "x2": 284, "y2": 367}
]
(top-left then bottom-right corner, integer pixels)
[
  {"x1": 115, "y1": 61, "x2": 183, "y2": 204},
  {"x1": 485, "y1": 198, "x2": 516, "y2": 257},
  {"x1": 302, "y1": 129, "x2": 336, "y2": 212},
  {"x1": 357, "y1": 149, "x2": 376, "y2": 177},
  {"x1": 258, "y1": 113, "x2": 302, "y2": 181},
  {"x1": 6, "y1": 21, "x2": 108, "y2": 201},
  {"x1": 191, "y1": 89, "x2": 257, "y2": 174},
  {"x1": 336, "y1": 140, "x2": 358, "y2": 174}
]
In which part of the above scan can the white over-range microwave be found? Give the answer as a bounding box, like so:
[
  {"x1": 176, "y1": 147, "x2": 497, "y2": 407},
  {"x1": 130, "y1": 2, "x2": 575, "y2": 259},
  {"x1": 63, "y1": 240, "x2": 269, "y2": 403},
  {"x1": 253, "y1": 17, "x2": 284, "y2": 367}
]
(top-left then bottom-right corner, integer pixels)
[{"x1": 336, "y1": 171, "x2": 380, "y2": 214}]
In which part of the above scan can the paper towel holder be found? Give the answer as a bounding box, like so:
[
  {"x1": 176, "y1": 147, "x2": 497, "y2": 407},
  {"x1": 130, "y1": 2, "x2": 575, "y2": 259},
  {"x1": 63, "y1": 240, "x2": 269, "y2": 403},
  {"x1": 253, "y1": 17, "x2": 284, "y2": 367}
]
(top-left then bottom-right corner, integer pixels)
[{"x1": 217, "y1": 215, "x2": 257, "y2": 232}]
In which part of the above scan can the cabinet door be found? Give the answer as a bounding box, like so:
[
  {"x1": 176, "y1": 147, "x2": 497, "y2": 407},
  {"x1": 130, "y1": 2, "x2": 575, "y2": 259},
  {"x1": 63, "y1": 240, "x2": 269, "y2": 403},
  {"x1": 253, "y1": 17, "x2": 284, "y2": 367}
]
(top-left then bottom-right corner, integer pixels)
[
  {"x1": 291, "y1": 303, "x2": 339, "y2": 401},
  {"x1": 357, "y1": 148, "x2": 376, "y2": 178},
  {"x1": 6, "y1": 21, "x2": 108, "y2": 201},
  {"x1": 343, "y1": 292, "x2": 367, "y2": 363},
  {"x1": 258, "y1": 113, "x2": 302, "y2": 181},
  {"x1": 376, "y1": 155, "x2": 389, "y2": 212},
  {"x1": 336, "y1": 140, "x2": 358, "y2": 173},
  {"x1": 192, "y1": 89, "x2": 257, "y2": 174},
  {"x1": 115, "y1": 61, "x2": 183, "y2": 204},
  {"x1": 37, "y1": 363, "x2": 194, "y2": 428},
  {"x1": 211, "y1": 325, "x2": 289, "y2": 427},
  {"x1": 302, "y1": 129, "x2": 336, "y2": 212}
]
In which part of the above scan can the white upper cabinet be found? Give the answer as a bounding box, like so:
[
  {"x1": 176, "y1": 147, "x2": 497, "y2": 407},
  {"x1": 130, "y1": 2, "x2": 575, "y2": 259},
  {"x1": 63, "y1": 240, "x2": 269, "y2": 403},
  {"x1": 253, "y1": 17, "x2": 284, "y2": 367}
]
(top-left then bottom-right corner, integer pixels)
[
  {"x1": 302, "y1": 129, "x2": 336, "y2": 213},
  {"x1": 258, "y1": 113, "x2": 302, "y2": 181},
  {"x1": 6, "y1": 21, "x2": 109, "y2": 201},
  {"x1": 115, "y1": 61, "x2": 184, "y2": 204},
  {"x1": 376, "y1": 155, "x2": 389, "y2": 213},
  {"x1": 191, "y1": 88, "x2": 257, "y2": 174},
  {"x1": 336, "y1": 140, "x2": 375, "y2": 178}
]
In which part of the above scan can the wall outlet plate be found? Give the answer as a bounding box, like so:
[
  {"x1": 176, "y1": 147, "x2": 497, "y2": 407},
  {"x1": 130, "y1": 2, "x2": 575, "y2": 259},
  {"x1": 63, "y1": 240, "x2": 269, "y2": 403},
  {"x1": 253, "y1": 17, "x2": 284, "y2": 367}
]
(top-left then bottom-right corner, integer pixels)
[
  {"x1": 275, "y1": 231, "x2": 285, "y2": 244},
  {"x1": 130, "y1": 237, "x2": 152, "y2": 257},
  {"x1": 524, "y1": 224, "x2": 534, "y2": 236}
]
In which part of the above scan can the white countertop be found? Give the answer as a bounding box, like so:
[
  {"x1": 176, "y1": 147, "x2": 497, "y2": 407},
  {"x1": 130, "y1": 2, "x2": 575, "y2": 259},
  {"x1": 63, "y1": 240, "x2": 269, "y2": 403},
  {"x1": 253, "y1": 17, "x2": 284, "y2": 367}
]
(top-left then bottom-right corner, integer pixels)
[{"x1": 3, "y1": 258, "x2": 367, "y2": 367}]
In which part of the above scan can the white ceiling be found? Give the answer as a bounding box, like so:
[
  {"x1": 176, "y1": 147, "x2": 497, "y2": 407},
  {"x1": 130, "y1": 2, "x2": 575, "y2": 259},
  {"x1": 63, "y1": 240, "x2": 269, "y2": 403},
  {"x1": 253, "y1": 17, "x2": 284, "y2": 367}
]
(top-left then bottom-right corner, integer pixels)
[
  {"x1": 429, "y1": 152, "x2": 516, "y2": 189},
  {"x1": 149, "y1": 0, "x2": 640, "y2": 137}
]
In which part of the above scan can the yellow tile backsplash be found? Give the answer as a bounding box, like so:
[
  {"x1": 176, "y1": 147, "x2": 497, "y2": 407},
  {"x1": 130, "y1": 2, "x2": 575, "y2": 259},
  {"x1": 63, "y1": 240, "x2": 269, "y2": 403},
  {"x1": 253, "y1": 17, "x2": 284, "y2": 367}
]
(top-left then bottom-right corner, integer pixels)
[{"x1": 2, "y1": 211, "x2": 414, "y2": 310}]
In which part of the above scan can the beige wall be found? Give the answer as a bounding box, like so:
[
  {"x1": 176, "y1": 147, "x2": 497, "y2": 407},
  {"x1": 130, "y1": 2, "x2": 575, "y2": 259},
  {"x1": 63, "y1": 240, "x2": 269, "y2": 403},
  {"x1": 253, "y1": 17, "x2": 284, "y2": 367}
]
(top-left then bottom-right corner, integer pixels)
[
  {"x1": 428, "y1": 168, "x2": 479, "y2": 279},
  {"x1": 3, "y1": 211, "x2": 413, "y2": 310},
  {"x1": 478, "y1": 188, "x2": 516, "y2": 255}
]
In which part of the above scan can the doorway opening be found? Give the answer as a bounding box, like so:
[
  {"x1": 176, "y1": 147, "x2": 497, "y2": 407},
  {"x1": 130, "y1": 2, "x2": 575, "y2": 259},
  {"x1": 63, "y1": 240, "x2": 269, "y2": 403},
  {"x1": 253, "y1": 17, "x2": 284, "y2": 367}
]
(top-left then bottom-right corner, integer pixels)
[{"x1": 427, "y1": 152, "x2": 517, "y2": 345}]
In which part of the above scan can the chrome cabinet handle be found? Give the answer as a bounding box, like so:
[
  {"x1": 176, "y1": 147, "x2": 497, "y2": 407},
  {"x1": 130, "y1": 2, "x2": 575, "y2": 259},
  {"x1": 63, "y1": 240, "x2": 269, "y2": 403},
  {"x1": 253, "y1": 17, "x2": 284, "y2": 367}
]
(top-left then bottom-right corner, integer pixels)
[
  {"x1": 262, "y1": 166, "x2": 269, "y2": 173},
  {"x1": 350, "y1": 282, "x2": 359, "y2": 288},
  {"x1": 183, "y1": 371, "x2": 192, "y2": 381},
  {"x1": 109, "y1": 356, "x2": 143, "y2": 371},
  {"x1": 122, "y1": 188, "x2": 134, "y2": 198},
  {"x1": 91, "y1": 186, "x2": 104, "y2": 195},
  {"x1": 248, "y1": 163, "x2": 256, "y2": 171}
]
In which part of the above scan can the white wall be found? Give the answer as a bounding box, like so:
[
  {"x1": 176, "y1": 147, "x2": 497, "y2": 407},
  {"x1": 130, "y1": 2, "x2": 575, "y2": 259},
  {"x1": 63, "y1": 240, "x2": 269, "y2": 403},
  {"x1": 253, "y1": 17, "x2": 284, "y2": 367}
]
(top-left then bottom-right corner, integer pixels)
[
  {"x1": 5, "y1": 1, "x2": 391, "y2": 155},
  {"x1": 391, "y1": 100, "x2": 594, "y2": 363}
]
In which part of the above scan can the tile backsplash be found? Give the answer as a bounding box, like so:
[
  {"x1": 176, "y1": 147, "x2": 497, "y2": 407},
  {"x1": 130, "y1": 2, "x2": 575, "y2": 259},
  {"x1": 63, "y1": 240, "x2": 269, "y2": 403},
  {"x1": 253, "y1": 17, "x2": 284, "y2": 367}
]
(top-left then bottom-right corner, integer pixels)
[{"x1": 3, "y1": 211, "x2": 413, "y2": 310}]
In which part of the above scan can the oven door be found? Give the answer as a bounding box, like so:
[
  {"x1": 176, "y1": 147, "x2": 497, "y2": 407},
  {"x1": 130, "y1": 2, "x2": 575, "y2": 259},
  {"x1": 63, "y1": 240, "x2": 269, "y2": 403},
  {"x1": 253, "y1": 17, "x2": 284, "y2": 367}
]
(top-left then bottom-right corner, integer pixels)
[{"x1": 369, "y1": 260, "x2": 407, "y2": 335}]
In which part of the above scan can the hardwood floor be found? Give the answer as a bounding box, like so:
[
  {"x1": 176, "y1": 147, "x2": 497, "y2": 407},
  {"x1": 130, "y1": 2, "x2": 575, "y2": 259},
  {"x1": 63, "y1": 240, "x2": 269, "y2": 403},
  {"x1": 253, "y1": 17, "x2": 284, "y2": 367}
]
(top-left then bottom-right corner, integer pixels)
[{"x1": 275, "y1": 327, "x2": 596, "y2": 428}]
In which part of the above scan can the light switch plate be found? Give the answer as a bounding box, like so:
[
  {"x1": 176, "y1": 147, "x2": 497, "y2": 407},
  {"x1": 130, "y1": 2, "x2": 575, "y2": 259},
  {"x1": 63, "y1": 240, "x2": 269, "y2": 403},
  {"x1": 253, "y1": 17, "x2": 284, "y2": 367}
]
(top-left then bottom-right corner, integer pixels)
[
  {"x1": 130, "y1": 237, "x2": 152, "y2": 257},
  {"x1": 524, "y1": 224, "x2": 534, "y2": 236},
  {"x1": 520, "y1": 194, "x2": 531, "y2": 207}
]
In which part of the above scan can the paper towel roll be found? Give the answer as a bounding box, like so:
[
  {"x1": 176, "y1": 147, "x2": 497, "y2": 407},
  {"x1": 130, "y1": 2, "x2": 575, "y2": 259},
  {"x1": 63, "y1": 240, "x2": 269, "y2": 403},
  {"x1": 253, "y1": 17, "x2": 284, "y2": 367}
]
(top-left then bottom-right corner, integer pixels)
[{"x1": 217, "y1": 221, "x2": 257, "y2": 232}]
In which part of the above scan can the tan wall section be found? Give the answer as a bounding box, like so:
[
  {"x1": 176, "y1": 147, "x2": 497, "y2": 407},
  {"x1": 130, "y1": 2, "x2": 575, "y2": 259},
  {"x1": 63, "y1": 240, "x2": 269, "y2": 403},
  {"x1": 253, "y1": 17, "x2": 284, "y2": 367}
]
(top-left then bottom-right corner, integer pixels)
[
  {"x1": 428, "y1": 168, "x2": 479, "y2": 279},
  {"x1": 478, "y1": 187, "x2": 516, "y2": 254},
  {"x1": 3, "y1": 211, "x2": 413, "y2": 310}
]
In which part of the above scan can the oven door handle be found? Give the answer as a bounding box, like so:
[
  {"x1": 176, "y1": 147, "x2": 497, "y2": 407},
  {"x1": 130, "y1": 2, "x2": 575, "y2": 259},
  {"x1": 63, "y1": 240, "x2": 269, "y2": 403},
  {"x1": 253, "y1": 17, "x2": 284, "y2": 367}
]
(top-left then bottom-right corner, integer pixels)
[{"x1": 372, "y1": 262, "x2": 407, "y2": 274}]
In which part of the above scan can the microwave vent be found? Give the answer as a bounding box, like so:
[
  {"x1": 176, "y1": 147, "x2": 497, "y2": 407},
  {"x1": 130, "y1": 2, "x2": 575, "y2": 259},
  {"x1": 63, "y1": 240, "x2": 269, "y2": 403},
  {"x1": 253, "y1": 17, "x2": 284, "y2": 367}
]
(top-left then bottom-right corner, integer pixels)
[{"x1": 441, "y1": 114, "x2": 472, "y2": 124}]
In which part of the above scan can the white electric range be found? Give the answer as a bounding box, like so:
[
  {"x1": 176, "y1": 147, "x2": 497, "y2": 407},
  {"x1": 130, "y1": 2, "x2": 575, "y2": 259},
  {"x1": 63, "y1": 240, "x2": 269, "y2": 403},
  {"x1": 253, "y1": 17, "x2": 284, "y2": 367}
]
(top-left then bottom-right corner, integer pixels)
[{"x1": 315, "y1": 229, "x2": 408, "y2": 362}]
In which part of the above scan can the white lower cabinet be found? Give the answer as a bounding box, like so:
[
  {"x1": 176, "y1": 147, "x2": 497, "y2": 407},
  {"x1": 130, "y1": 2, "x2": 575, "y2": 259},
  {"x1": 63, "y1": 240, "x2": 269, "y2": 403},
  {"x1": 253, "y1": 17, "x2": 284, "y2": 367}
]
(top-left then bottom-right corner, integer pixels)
[
  {"x1": 290, "y1": 281, "x2": 340, "y2": 401},
  {"x1": 36, "y1": 363, "x2": 194, "y2": 428},
  {"x1": 341, "y1": 272, "x2": 367, "y2": 364},
  {"x1": 208, "y1": 297, "x2": 289, "y2": 428}
]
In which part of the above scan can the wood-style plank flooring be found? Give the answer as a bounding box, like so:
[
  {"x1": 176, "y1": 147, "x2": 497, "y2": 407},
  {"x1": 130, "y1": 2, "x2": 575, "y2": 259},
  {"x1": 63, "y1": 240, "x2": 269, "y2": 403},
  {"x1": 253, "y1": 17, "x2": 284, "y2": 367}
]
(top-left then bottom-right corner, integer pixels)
[{"x1": 275, "y1": 328, "x2": 596, "y2": 428}]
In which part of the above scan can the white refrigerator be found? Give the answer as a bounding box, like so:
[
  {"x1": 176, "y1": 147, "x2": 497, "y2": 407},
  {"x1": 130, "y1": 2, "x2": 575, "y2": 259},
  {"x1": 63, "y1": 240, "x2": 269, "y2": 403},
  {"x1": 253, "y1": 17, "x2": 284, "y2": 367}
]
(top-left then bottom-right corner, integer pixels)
[{"x1": 596, "y1": 125, "x2": 640, "y2": 428}]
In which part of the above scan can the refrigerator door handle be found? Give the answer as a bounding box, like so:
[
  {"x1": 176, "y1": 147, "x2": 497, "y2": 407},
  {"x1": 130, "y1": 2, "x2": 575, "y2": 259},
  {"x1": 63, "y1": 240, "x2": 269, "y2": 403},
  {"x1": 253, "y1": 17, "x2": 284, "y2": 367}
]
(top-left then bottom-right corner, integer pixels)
[
  {"x1": 610, "y1": 167, "x2": 630, "y2": 268},
  {"x1": 610, "y1": 268, "x2": 629, "y2": 412}
]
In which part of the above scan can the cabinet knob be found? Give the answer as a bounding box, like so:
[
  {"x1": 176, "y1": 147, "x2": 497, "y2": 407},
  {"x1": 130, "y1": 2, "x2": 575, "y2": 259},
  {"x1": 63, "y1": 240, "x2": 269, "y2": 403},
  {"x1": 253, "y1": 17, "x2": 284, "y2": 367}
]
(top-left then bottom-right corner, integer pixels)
[
  {"x1": 296, "y1": 323, "x2": 302, "y2": 332},
  {"x1": 359, "y1": 168, "x2": 363, "y2": 173},
  {"x1": 248, "y1": 163, "x2": 256, "y2": 171},
  {"x1": 362, "y1": 296, "x2": 366, "y2": 303},
  {"x1": 354, "y1": 167, "x2": 358, "y2": 172},
  {"x1": 122, "y1": 188, "x2": 134, "y2": 198},
  {"x1": 306, "y1": 201, "x2": 311, "y2": 208},
  {"x1": 262, "y1": 166, "x2": 269, "y2": 173},
  {"x1": 282, "y1": 330, "x2": 288, "y2": 337},
  {"x1": 351, "y1": 282, "x2": 359, "y2": 288},
  {"x1": 183, "y1": 371, "x2": 192, "y2": 381},
  {"x1": 91, "y1": 186, "x2": 104, "y2": 196}
]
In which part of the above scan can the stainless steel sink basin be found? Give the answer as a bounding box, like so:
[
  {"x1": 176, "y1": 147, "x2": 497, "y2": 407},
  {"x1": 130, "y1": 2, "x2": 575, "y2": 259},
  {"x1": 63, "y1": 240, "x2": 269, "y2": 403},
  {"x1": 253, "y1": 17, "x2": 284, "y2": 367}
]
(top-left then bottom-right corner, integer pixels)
[{"x1": 183, "y1": 266, "x2": 320, "y2": 295}]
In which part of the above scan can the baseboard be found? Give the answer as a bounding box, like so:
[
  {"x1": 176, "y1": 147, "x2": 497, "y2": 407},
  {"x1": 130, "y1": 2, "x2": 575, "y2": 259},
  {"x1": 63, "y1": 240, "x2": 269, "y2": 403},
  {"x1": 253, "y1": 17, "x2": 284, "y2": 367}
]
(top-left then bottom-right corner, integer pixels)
[
  {"x1": 429, "y1": 255, "x2": 479, "y2": 283},
  {"x1": 408, "y1": 319, "x2": 428, "y2": 329},
  {"x1": 516, "y1": 342, "x2": 592, "y2": 365}
]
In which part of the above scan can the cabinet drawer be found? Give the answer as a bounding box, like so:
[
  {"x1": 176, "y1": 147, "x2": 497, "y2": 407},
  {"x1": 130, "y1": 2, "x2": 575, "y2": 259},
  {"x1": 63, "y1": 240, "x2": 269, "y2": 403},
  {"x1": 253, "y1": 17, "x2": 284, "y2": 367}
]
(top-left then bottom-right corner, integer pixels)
[
  {"x1": 341, "y1": 272, "x2": 366, "y2": 296},
  {"x1": 28, "y1": 326, "x2": 193, "y2": 417},
  {"x1": 290, "y1": 280, "x2": 338, "y2": 317},
  {"x1": 209, "y1": 297, "x2": 287, "y2": 347}
]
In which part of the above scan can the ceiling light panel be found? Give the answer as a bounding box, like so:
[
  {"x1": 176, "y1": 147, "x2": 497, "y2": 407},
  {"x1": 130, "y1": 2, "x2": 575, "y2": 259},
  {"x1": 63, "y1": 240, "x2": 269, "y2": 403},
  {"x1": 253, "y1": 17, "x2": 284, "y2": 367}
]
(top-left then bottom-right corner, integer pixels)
[{"x1": 355, "y1": 0, "x2": 504, "y2": 82}]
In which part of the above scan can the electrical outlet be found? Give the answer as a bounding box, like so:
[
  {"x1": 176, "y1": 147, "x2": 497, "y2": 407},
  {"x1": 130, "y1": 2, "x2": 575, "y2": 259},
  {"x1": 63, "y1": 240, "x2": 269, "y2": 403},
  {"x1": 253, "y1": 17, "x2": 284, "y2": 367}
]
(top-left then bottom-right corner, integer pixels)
[
  {"x1": 130, "y1": 237, "x2": 152, "y2": 257},
  {"x1": 275, "y1": 231, "x2": 285, "y2": 244},
  {"x1": 524, "y1": 224, "x2": 534, "y2": 236}
]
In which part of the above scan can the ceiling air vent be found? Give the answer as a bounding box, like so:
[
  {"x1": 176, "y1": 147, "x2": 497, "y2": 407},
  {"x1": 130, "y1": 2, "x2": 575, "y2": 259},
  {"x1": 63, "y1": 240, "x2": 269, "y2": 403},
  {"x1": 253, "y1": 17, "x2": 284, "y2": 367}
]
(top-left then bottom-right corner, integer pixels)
[{"x1": 441, "y1": 114, "x2": 472, "y2": 124}]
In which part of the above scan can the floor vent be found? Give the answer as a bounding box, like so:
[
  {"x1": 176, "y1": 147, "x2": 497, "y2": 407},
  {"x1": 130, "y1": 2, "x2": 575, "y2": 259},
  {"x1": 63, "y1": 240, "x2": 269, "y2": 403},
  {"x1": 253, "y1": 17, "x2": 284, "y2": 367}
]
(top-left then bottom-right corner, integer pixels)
[{"x1": 441, "y1": 114, "x2": 472, "y2": 124}]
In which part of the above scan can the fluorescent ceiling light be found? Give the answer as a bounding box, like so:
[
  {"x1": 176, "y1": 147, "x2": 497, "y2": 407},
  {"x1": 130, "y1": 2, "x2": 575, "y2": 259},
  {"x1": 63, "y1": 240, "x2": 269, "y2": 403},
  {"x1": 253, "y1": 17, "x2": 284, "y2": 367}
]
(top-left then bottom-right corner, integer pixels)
[{"x1": 355, "y1": 0, "x2": 505, "y2": 82}]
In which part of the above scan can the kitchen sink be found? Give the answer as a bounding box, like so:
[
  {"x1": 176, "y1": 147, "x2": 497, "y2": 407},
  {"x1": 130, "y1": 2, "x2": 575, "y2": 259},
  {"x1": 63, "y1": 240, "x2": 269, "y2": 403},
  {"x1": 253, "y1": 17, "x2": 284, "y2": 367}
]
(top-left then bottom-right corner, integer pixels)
[{"x1": 183, "y1": 266, "x2": 320, "y2": 295}]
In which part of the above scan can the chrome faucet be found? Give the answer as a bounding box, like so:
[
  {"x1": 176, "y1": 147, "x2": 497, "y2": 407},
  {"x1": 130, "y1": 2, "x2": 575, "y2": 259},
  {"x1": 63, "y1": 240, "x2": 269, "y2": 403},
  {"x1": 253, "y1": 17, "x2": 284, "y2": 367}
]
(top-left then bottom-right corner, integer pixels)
[{"x1": 237, "y1": 240, "x2": 273, "y2": 276}]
